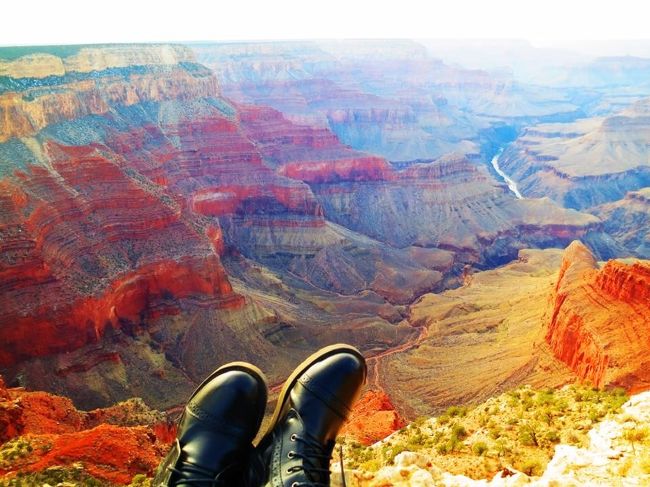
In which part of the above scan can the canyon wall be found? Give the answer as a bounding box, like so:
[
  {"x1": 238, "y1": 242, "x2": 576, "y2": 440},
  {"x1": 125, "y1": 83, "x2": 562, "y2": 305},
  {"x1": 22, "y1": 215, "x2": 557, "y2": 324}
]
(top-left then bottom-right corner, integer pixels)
[
  {"x1": 499, "y1": 101, "x2": 650, "y2": 210},
  {"x1": 0, "y1": 42, "x2": 637, "y2": 412},
  {"x1": 546, "y1": 241, "x2": 650, "y2": 392},
  {"x1": 195, "y1": 40, "x2": 580, "y2": 163},
  {"x1": 0, "y1": 44, "x2": 444, "y2": 408}
]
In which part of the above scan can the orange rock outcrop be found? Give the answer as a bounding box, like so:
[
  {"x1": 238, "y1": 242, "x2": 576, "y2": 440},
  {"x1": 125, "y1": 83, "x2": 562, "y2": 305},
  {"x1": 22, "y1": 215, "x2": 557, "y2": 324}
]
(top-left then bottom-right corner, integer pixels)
[
  {"x1": 0, "y1": 376, "x2": 169, "y2": 484},
  {"x1": 342, "y1": 390, "x2": 406, "y2": 445},
  {"x1": 546, "y1": 241, "x2": 650, "y2": 392}
]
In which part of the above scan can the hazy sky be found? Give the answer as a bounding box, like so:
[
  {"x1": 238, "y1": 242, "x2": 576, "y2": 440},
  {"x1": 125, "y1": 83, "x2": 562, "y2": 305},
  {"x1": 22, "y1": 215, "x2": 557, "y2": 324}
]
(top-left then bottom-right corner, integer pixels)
[{"x1": 2, "y1": 0, "x2": 650, "y2": 49}]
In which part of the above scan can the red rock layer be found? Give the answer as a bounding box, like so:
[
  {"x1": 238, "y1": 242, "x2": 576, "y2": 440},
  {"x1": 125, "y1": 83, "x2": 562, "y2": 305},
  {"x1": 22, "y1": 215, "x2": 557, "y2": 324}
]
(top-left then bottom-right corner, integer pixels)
[
  {"x1": 546, "y1": 241, "x2": 650, "y2": 392},
  {"x1": 279, "y1": 156, "x2": 392, "y2": 184},
  {"x1": 10, "y1": 424, "x2": 166, "y2": 484},
  {"x1": 0, "y1": 377, "x2": 169, "y2": 484},
  {"x1": 0, "y1": 255, "x2": 242, "y2": 366},
  {"x1": 107, "y1": 114, "x2": 324, "y2": 223},
  {"x1": 0, "y1": 142, "x2": 242, "y2": 367},
  {"x1": 341, "y1": 390, "x2": 406, "y2": 445},
  {"x1": 237, "y1": 104, "x2": 393, "y2": 184}
]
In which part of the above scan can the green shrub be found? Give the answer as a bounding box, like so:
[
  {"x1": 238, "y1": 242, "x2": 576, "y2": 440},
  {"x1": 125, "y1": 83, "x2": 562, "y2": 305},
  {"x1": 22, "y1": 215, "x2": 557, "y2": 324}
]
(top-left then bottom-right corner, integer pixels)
[
  {"x1": 520, "y1": 459, "x2": 542, "y2": 476},
  {"x1": 545, "y1": 430, "x2": 560, "y2": 443},
  {"x1": 518, "y1": 423, "x2": 539, "y2": 447},
  {"x1": 450, "y1": 424, "x2": 467, "y2": 441},
  {"x1": 436, "y1": 442, "x2": 452, "y2": 455},
  {"x1": 622, "y1": 425, "x2": 649, "y2": 453},
  {"x1": 472, "y1": 441, "x2": 488, "y2": 456}
]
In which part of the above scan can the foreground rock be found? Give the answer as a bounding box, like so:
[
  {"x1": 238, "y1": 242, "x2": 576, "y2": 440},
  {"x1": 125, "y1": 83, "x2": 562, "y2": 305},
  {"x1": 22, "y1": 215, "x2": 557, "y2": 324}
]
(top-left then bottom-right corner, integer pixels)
[
  {"x1": 337, "y1": 387, "x2": 650, "y2": 486},
  {"x1": 341, "y1": 390, "x2": 407, "y2": 446},
  {"x1": 0, "y1": 376, "x2": 170, "y2": 485}
]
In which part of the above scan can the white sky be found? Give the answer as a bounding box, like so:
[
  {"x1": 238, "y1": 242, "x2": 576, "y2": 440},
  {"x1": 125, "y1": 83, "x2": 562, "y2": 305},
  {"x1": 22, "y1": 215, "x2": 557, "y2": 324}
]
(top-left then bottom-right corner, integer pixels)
[{"x1": 2, "y1": 0, "x2": 650, "y2": 47}]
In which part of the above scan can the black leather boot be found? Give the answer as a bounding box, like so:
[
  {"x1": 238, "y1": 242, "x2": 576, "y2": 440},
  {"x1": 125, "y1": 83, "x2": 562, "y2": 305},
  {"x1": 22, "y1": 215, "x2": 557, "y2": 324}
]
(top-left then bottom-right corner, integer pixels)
[
  {"x1": 153, "y1": 362, "x2": 268, "y2": 486},
  {"x1": 256, "y1": 344, "x2": 367, "y2": 487}
]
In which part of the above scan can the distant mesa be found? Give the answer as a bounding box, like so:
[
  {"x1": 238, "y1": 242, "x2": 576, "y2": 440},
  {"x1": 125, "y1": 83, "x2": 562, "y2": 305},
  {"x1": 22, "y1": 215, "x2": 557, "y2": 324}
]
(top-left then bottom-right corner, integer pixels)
[{"x1": 499, "y1": 101, "x2": 650, "y2": 210}]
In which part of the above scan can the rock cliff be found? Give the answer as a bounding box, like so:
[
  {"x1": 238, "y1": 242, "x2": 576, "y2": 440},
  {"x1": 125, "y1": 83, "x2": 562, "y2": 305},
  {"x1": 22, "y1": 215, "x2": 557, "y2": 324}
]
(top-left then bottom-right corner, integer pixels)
[
  {"x1": 195, "y1": 40, "x2": 579, "y2": 162},
  {"x1": 594, "y1": 188, "x2": 650, "y2": 258},
  {"x1": 499, "y1": 101, "x2": 650, "y2": 210},
  {"x1": 0, "y1": 44, "x2": 440, "y2": 408},
  {"x1": 546, "y1": 241, "x2": 650, "y2": 392},
  {"x1": 0, "y1": 376, "x2": 169, "y2": 484}
]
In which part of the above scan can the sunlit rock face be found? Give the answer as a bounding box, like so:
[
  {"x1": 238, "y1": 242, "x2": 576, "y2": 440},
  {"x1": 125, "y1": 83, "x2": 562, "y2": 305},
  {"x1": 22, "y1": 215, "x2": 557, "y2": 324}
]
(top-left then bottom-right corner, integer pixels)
[
  {"x1": 306, "y1": 154, "x2": 604, "y2": 266},
  {"x1": 341, "y1": 390, "x2": 407, "y2": 446},
  {"x1": 546, "y1": 241, "x2": 650, "y2": 392},
  {"x1": 0, "y1": 42, "x2": 638, "y2": 414},
  {"x1": 499, "y1": 100, "x2": 650, "y2": 210},
  {"x1": 0, "y1": 45, "x2": 259, "y2": 407},
  {"x1": 0, "y1": 375, "x2": 169, "y2": 484}
]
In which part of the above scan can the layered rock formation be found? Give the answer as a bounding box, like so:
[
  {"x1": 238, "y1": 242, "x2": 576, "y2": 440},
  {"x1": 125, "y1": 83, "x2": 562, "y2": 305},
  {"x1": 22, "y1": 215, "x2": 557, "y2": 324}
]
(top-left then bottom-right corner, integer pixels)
[
  {"x1": 594, "y1": 188, "x2": 650, "y2": 258},
  {"x1": 377, "y1": 240, "x2": 650, "y2": 419},
  {"x1": 0, "y1": 142, "x2": 241, "y2": 366},
  {"x1": 379, "y1": 248, "x2": 577, "y2": 418},
  {"x1": 310, "y1": 154, "x2": 603, "y2": 265},
  {"x1": 546, "y1": 241, "x2": 650, "y2": 392},
  {"x1": 0, "y1": 44, "x2": 439, "y2": 408},
  {"x1": 233, "y1": 96, "x2": 604, "y2": 265},
  {"x1": 499, "y1": 100, "x2": 650, "y2": 210},
  {"x1": 0, "y1": 42, "x2": 642, "y2": 424},
  {"x1": 194, "y1": 40, "x2": 580, "y2": 163}
]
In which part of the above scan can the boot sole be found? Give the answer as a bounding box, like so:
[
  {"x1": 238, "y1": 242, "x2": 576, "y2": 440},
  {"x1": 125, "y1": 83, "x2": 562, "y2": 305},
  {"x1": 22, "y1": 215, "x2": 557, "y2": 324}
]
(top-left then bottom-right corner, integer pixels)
[{"x1": 254, "y1": 343, "x2": 366, "y2": 446}]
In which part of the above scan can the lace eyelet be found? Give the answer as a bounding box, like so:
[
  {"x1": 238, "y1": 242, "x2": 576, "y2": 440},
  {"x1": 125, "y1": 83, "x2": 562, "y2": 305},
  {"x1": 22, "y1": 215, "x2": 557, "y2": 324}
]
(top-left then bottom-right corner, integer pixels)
[
  {"x1": 290, "y1": 434, "x2": 297, "y2": 441},
  {"x1": 287, "y1": 451, "x2": 295, "y2": 459}
]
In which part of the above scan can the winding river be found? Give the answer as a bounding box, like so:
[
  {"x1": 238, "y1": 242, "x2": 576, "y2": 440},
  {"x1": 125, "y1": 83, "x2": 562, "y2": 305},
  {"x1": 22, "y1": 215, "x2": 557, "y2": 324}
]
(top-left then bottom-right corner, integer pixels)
[{"x1": 491, "y1": 149, "x2": 523, "y2": 199}]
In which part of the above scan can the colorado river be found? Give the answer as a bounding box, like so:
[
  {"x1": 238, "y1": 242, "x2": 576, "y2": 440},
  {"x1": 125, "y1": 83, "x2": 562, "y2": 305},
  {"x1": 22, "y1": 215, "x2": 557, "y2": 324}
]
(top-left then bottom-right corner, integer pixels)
[{"x1": 491, "y1": 149, "x2": 523, "y2": 199}]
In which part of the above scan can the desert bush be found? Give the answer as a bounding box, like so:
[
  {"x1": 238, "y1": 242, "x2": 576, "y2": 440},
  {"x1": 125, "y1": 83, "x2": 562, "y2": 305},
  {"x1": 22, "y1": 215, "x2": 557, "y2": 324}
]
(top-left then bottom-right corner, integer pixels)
[
  {"x1": 450, "y1": 424, "x2": 467, "y2": 441},
  {"x1": 488, "y1": 425, "x2": 502, "y2": 440},
  {"x1": 622, "y1": 425, "x2": 650, "y2": 453},
  {"x1": 518, "y1": 423, "x2": 540, "y2": 447},
  {"x1": 0, "y1": 464, "x2": 104, "y2": 487},
  {"x1": 520, "y1": 459, "x2": 542, "y2": 476},
  {"x1": 436, "y1": 441, "x2": 452, "y2": 455},
  {"x1": 129, "y1": 473, "x2": 152, "y2": 486},
  {"x1": 472, "y1": 441, "x2": 488, "y2": 456},
  {"x1": 544, "y1": 430, "x2": 560, "y2": 443},
  {"x1": 445, "y1": 405, "x2": 468, "y2": 418}
]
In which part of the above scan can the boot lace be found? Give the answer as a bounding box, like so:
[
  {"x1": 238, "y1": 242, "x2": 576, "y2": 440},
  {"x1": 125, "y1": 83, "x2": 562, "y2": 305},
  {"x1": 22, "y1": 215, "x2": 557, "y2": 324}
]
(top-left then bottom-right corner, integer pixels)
[{"x1": 286, "y1": 433, "x2": 347, "y2": 487}]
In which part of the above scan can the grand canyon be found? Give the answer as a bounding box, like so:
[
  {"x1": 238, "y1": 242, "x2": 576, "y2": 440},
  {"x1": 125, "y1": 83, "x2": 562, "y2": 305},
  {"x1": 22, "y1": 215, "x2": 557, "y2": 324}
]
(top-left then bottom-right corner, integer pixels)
[{"x1": 0, "y1": 40, "x2": 649, "y2": 485}]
